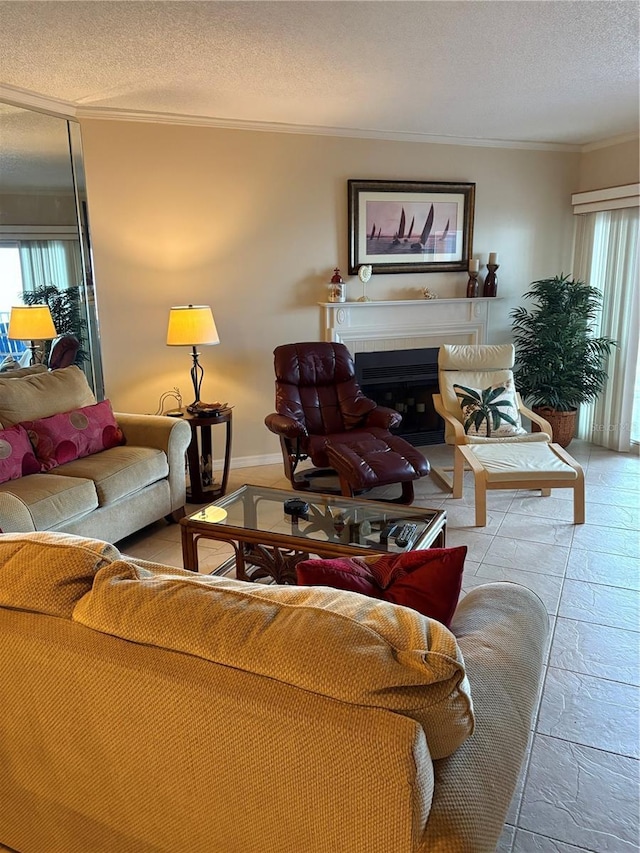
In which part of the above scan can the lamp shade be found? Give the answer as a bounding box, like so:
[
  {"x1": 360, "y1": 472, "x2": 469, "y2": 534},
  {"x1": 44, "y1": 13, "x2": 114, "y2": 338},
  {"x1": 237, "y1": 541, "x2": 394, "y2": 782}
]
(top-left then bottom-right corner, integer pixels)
[
  {"x1": 166, "y1": 305, "x2": 220, "y2": 347},
  {"x1": 8, "y1": 305, "x2": 57, "y2": 340}
]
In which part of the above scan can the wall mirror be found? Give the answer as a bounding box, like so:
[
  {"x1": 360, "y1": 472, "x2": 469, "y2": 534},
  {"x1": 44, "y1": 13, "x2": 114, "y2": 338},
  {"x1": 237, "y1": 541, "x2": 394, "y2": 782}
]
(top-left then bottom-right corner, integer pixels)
[{"x1": 0, "y1": 101, "x2": 104, "y2": 397}]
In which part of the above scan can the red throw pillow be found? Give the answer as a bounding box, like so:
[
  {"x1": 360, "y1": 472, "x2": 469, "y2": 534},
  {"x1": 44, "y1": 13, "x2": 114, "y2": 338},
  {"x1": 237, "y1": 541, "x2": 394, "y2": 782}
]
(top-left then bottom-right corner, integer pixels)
[
  {"x1": 22, "y1": 400, "x2": 125, "y2": 471},
  {"x1": 296, "y1": 546, "x2": 467, "y2": 627},
  {"x1": 0, "y1": 424, "x2": 41, "y2": 483}
]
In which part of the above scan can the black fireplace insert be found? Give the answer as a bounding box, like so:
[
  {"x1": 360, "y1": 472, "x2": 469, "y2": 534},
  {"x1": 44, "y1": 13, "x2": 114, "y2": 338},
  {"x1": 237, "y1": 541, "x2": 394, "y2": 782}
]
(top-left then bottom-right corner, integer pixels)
[{"x1": 355, "y1": 348, "x2": 444, "y2": 446}]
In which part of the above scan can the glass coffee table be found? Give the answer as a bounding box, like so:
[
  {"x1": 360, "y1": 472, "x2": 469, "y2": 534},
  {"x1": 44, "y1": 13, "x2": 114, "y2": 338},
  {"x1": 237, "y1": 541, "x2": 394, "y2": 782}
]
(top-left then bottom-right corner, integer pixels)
[{"x1": 180, "y1": 484, "x2": 446, "y2": 584}]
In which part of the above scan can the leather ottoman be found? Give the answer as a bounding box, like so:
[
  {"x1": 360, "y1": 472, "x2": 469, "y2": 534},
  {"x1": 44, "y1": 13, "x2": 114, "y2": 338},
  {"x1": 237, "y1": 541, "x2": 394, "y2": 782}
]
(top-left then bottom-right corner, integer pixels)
[{"x1": 325, "y1": 434, "x2": 430, "y2": 504}]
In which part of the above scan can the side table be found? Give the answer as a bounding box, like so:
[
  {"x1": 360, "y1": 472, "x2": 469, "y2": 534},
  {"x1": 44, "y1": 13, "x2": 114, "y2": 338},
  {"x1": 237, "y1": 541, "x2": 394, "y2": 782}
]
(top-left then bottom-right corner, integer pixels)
[{"x1": 174, "y1": 408, "x2": 232, "y2": 503}]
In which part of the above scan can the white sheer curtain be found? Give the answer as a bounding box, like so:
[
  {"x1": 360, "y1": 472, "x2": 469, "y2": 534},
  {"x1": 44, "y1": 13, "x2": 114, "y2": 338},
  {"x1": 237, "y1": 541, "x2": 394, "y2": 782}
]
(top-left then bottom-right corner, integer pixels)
[
  {"x1": 573, "y1": 206, "x2": 640, "y2": 452},
  {"x1": 18, "y1": 239, "x2": 82, "y2": 293}
]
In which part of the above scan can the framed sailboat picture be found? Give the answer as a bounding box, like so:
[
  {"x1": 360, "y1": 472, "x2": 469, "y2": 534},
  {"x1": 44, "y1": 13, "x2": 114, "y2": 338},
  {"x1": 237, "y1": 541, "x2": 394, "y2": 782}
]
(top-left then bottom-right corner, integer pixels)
[{"x1": 348, "y1": 180, "x2": 475, "y2": 275}]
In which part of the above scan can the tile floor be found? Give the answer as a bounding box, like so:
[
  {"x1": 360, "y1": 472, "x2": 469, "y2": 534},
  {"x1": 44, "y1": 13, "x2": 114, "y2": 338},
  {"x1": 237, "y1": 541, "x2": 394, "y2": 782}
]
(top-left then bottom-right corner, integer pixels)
[{"x1": 117, "y1": 439, "x2": 640, "y2": 852}]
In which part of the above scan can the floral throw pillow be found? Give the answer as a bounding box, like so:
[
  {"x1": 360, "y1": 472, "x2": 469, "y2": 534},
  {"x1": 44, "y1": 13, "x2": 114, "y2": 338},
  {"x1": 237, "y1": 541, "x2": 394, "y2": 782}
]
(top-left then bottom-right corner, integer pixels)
[
  {"x1": 453, "y1": 379, "x2": 525, "y2": 437},
  {"x1": 0, "y1": 424, "x2": 41, "y2": 483},
  {"x1": 23, "y1": 400, "x2": 125, "y2": 471}
]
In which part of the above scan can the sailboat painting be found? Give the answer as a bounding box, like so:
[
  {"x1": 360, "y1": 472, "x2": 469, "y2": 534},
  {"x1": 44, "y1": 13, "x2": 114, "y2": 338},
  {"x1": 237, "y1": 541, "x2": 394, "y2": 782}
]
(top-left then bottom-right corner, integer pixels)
[
  {"x1": 366, "y1": 200, "x2": 458, "y2": 257},
  {"x1": 348, "y1": 179, "x2": 475, "y2": 274}
]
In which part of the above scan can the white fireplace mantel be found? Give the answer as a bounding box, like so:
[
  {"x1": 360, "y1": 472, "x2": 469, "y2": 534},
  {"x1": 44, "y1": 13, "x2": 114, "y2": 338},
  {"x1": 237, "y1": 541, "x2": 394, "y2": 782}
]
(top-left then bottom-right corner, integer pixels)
[{"x1": 320, "y1": 298, "x2": 498, "y2": 354}]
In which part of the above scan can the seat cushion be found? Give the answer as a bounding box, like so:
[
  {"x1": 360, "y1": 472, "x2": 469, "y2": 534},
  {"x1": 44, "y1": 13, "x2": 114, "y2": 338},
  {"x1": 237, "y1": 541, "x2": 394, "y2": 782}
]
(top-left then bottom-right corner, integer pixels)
[
  {"x1": 469, "y1": 442, "x2": 579, "y2": 482},
  {"x1": 0, "y1": 531, "x2": 120, "y2": 618},
  {"x1": 0, "y1": 473, "x2": 98, "y2": 530},
  {"x1": 75, "y1": 559, "x2": 475, "y2": 760},
  {"x1": 48, "y1": 446, "x2": 169, "y2": 505}
]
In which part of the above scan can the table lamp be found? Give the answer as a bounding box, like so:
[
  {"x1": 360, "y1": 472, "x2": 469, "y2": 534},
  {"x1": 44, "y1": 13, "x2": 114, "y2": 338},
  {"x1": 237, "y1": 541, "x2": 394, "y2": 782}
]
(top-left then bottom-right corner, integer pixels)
[
  {"x1": 166, "y1": 304, "x2": 220, "y2": 406},
  {"x1": 8, "y1": 305, "x2": 58, "y2": 365}
]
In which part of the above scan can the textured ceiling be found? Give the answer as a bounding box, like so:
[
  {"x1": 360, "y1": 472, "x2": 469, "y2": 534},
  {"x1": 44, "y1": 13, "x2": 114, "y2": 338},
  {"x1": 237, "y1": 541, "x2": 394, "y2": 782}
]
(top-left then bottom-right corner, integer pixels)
[{"x1": 0, "y1": 0, "x2": 638, "y2": 158}]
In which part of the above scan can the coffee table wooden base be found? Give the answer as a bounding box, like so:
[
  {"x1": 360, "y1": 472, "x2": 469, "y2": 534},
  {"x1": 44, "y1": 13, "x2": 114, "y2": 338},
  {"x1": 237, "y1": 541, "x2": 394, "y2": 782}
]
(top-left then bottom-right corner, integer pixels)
[{"x1": 180, "y1": 485, "x2": 447, "y2": 584}]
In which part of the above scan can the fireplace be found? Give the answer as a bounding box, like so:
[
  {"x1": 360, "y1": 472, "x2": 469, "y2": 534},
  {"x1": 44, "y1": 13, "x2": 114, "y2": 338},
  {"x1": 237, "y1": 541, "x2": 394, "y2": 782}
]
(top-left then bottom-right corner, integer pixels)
[
  {"x1": 355, "y1": 348, "x2": 444, "y2": 446},
  {"x1": 322, "y1": 298, "x2": 496, "y2": 446}
]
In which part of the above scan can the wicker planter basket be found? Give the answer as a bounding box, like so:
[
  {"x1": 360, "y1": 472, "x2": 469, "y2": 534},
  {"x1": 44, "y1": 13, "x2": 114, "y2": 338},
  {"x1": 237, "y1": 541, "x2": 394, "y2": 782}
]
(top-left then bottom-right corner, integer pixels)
[{"x1": 532, "y1": 407, "x2": 577, "y2": 448}]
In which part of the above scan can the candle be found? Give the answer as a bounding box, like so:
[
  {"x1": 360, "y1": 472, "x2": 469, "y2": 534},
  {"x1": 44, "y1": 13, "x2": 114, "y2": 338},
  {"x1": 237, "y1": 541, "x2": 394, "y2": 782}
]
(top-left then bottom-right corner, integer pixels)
[
  {"x1": 468, "y1": 258, "x2": 479, "y2": 272},
  {"x1": 488, "y1": 252, "x2": 498, "y2": 265}
]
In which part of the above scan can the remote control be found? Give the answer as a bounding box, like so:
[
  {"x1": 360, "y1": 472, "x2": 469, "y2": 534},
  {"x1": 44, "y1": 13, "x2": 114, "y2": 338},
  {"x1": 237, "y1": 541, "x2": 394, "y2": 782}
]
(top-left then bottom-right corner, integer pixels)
[
  {"x1": 379, "y1": 523, "x2": 398, "y2": 544},
  {"x1": 394, "y1": 523, "x2": 418, "y2": 548}
]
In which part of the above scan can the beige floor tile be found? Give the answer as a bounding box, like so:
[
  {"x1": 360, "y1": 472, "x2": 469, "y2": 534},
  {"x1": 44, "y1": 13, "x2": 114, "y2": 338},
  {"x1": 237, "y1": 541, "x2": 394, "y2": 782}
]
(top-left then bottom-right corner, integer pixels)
[
  {"x1": 482, "y1": 538, "x2": 569, "y2": 577},
  {"x1": 441, "y1": 503, "x2": 506, "y2": 534},
  {"x1": 495, "y1": 514, "x2": 576, "y2": 548},
  {"x1": 474, "y1": 564, "x2": 563, "y2": 615},
  {"x1": 445, "y1": 528, "x2": 493, "y2": 563},
  {"x1": 572, "y1": 522, "x2": 640, "y2": 559},
  {"x1": 508, "y1": 494, "x2": 575, "y2": 522},
  {"x1": 584, "y1": 469, "x2": 639, "y2": 491},
  {"x1": 565, "y1": 549, "x2": 640, "y2": 591},
  {"x1": 537, "y1": 667, "x2": 639, "y2": 758},
  {"x1": 512, "y1": 829, "x2": 594, "y2": 852},
  {"x1": 550, "y1": 617, "x2": 640, "y2": 685},
  {"x1": 519, "y1": 734, "x2": 639, "y2": 852},
  {"x1": 559, "y1": 578, "x2": 640, "y2": 632},
  {"x1": 497, "y1": 823, "x2": 515, "y2": 852}
]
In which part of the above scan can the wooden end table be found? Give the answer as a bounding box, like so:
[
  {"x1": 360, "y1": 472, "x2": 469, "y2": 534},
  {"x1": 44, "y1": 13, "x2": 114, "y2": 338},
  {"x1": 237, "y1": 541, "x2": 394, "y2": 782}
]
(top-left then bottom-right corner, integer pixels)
[{"x1": 176, "y1": 407, "x2": 232, "y2": 503}]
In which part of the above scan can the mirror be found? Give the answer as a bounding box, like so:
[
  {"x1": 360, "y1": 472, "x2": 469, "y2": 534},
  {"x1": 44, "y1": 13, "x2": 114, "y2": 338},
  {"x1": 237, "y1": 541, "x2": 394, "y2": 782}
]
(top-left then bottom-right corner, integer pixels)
[{"x1": 0, "y1": 102, "x2": 104, "y2": 397}]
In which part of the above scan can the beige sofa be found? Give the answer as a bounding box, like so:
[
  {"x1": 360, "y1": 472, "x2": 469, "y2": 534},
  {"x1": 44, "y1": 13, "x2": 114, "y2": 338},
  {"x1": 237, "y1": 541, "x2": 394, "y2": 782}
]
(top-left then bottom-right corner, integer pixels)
[
  {"x1": 0, "y1": 532, "x2": 548, "y2": 853},
  {"x1": 0, "y1": 366, "x2": 191, "y2": 543}
]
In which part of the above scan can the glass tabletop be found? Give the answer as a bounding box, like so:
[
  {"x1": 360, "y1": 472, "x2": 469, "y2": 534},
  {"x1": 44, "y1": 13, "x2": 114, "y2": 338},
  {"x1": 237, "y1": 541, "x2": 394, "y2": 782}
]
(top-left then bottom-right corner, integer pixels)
[{"x1": 186, "y1": 484, "x2": 445, "y2": 554}]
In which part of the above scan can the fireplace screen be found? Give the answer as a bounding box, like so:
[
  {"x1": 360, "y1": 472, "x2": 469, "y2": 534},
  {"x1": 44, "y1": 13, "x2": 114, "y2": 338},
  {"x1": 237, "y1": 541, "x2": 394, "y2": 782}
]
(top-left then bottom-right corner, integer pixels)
[{"x1": 355, "y1": 348, "x2": 444, "y2": 446}]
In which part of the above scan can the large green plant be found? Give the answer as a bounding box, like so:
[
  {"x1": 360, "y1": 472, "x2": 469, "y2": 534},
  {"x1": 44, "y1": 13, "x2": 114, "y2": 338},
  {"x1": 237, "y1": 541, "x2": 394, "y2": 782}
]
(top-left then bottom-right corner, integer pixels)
[
  {"x1": 22, "y1": 284, "x2": 88, "y2": 366},
  {"x1": 510, "y1": 274, "x2": 616, "y2": 411}
]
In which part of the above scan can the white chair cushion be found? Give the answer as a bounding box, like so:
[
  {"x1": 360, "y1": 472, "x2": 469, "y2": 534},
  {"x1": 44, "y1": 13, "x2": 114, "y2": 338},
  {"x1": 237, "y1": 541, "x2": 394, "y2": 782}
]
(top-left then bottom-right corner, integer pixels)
[
  {"x1": 439, "y1": 344, "x2": 515, "y2": 371},
  {"x1": 469, "y1": 443, "x2": 579, "y2": 482}
]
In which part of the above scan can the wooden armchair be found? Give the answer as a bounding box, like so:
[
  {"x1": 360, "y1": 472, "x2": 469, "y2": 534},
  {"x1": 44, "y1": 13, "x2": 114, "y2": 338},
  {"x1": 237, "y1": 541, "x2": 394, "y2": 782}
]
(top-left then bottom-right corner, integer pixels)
[{"x1": 431, "y1": 344, "x2": 552, "y2": 491}]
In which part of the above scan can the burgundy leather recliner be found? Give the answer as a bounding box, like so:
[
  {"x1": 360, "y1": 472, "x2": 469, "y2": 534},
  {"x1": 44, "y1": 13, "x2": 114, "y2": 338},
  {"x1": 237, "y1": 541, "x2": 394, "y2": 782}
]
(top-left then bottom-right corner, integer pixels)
[{"x1": 264, "y1": 342, "x2": 430, "y2": 504}]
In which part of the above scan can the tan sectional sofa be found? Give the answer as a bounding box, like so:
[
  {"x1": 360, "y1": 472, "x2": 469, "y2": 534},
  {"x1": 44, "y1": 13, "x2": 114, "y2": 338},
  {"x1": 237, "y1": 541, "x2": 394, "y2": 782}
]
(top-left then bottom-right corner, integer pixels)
[
  {"x1": 0, "y1": 532, "x2": 548, "y2": 853},
  {"x1": 0, "y1": 366, "x2": 191, "y2": 543}
]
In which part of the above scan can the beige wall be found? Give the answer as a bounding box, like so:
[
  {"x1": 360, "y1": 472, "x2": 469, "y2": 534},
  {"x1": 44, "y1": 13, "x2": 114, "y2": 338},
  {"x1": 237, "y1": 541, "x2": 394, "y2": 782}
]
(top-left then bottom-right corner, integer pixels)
[
  {"x1": 80, "y1": 118, "x2": 579, "y2": 462},
  {"x1": 577, "y1": 137, "x2": 639, "y2": 192}
]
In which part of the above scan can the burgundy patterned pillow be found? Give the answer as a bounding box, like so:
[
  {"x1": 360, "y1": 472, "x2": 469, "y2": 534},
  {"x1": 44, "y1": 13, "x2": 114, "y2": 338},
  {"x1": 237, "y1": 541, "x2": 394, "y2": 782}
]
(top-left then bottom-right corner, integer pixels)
[
  {"x1": 0, "y1": 424, "x2": 40, "y2": 483},
  {"x1": 23, "y1": 400, "x2": 125, "y2": 471}
]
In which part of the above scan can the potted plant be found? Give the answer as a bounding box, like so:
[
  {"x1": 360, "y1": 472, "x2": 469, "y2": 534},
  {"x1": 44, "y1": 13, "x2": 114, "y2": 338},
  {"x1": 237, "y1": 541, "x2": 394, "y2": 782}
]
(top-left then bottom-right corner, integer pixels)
[{"x1": 510, "y1": 274, "x2": 616, "y2": 447}]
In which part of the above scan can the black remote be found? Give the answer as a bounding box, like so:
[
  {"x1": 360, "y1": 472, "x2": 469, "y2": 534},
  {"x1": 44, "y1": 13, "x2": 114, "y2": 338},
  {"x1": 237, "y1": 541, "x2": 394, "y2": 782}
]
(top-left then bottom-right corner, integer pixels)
[
  {"x1": 394, "y1": 523, "x2": 417, "y2": 548},
  {"x1": 380, "y1": 523, "x2": 398, "y2": 544}
]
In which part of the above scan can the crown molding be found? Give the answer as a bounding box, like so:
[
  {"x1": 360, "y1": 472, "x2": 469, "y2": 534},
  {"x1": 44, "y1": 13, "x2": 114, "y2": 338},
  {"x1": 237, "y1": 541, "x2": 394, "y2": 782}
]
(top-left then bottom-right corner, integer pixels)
[
  {"x1": 7, "y1": 83, "x2": 629, "y2": 153},
  {"x1": 0, "y1": 83, "x2": 77, "y2": 119},
  {"x1": 581, "y1": 131, "x2": 639, "y2": 152},
  {"x1": 75, "y1": 105, "x2": 581, "y2": 152}
]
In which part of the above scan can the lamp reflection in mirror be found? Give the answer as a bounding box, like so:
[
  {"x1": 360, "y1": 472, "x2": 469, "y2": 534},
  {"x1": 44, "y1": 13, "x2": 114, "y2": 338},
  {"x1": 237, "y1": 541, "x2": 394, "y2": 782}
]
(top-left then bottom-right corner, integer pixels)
[
  {"x1": 8, "y1": 305, "x2": 58, "y2": 365},
  {"x1": 166, "y1": 305, "x2": 220, "y2": 406}
]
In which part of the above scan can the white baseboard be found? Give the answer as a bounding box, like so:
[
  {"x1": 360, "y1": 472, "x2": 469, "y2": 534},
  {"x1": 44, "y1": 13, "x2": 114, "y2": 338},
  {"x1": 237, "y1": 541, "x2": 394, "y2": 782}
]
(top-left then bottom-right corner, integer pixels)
[{"x1": 210, "y1": 452, "x2": 283, "y2": 472}]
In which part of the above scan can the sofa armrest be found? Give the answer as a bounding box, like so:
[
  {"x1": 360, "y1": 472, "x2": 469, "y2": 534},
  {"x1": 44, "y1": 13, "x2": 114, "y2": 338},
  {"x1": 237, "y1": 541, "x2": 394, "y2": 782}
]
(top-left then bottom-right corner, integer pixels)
[
  {"x1": 115, "y1": 413, "x2": 192, "y2": 514},
  {"x1": 420, "y1": 582, "x2": 548, "y2": 852},
  {"x1": 0, "y1": 492, "x2": 37, "y2": 533}
]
